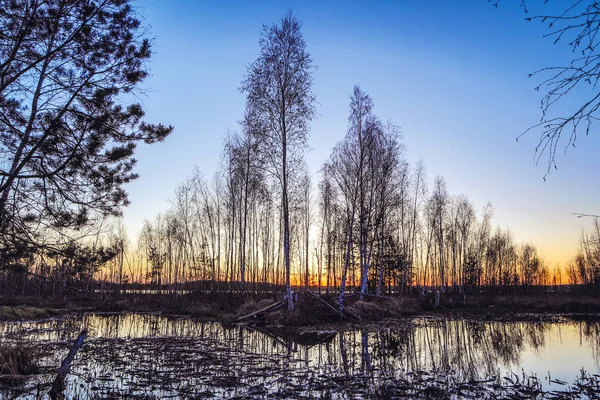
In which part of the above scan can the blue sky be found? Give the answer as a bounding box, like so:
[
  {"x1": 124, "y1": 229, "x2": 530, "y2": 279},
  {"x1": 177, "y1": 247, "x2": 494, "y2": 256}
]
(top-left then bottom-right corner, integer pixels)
[{"x1": 124, "y1": 0, "x2": 600, "y2": 266}]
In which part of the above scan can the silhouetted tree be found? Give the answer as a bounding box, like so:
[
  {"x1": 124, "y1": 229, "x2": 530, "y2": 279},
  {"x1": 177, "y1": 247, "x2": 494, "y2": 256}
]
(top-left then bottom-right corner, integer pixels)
[
  {"x1": 326, "y1": 86, "x2": 406, "y2": 307},
  {"x1": 573, "y1": 218, "x2": 600, "y2": 289},
  {"x1": 0, "y1": 0, "x2": 172, "y2": 263},
  {"x1": 493, "y1": 1, "x2": 600, "y2": 176},
  {"x1": 520, "y1": 243, "x2": 540, "y2": 288},
  {"x1": 410, "y1": 161, "x2": 427, "y2": 289},
  {"x1": 241, "y1": 11, "x2": 316, "y2": 310},
  {"x1": 525, "y1": 1, "x2": 600, "y2": 177},
  {"x1": 429, "y1": 176, "x2": 448, "y2": 292},
  {"x1": 318, "y1": 164, "x2": 337, "y2": 293}
]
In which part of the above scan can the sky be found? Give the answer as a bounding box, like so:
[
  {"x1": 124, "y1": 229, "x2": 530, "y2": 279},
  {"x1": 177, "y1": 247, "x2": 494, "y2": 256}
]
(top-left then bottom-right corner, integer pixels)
[{"x1": 122, "y1": 0, "x2": 600, "y2": 267}]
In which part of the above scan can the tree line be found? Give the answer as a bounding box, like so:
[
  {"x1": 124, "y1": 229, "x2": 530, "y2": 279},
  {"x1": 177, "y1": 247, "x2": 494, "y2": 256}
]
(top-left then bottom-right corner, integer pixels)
[
  {"x1": 115, "y1": 104, "x2": 563, "y2": 301},
  {"x1": 567, "y1": 219, "x2": 600, "y2": 288},
  {"x1": 0, "y1": 3, "x2": 589, "y2": 306}
]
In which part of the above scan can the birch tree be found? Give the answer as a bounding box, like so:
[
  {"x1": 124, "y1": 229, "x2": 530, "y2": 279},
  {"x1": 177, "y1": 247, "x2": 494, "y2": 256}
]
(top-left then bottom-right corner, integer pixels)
[
  {"x1": 429, "y1": 176, "x2": 448, "y2": 292},
  {"x1": 241, "y1": 11, "x2": 316, "y2": 310}
]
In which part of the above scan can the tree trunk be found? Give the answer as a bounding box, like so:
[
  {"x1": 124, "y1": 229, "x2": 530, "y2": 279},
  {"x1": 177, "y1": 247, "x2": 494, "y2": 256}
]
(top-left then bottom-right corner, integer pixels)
[{"x1": 49, "y1": 329, "x2": 87, "y2": 400}]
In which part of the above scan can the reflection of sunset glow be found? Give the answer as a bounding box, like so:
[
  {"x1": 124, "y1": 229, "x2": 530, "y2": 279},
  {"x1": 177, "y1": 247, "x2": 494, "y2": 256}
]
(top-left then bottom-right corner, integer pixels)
[
  {"x1": 2, "y1": 314, "x2": 600, "y2": 397},
  {"x1": 2, "y1": 3, "x2": 600, "y2": 398}
]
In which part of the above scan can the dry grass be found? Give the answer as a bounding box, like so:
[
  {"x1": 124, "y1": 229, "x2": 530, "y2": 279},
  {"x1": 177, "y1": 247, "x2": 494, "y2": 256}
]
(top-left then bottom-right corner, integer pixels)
[
  {"x1": 491, "y1": 294, "x2": 600, "y2": 313},
  {"x1": 274, "y1": 294, "x2": 343, "y2": 326},
  {"x1": 188, "y1": 304, "x2": 222, "y2": 319},
  {"x1": 237, "y1": 294, "x2": 425, "y2": 324},
  {"x1": 348, "y1": 301, "x2": 388, "y2": 319},
  {"x1": 235, "y1": 299, "x2": 259, "y2": 317},
  {"x1": 0, "y1": 306, "x2": 49, "y2": 321},
  {"x1": 0, "y1": 345, "x2": 39, "y2": 377},
  {"x1": 388, "y1": 297, "x2": 421, "y2": 315},
  {"x1": 256, "y1": 298, "x2": 276, "y2": 309},
  {"x1": 346, "y1": 295, "x2": 421, "y2": 319},
  {"x1": 234, "y1": 298, "x2": 282, "y2": 320}
]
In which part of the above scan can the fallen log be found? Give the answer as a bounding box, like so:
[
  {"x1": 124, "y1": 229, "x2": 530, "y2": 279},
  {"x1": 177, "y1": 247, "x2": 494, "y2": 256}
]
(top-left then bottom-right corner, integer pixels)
[
  {"x1": 237, "y1": 301, "x2": 283, "y2": 321},
  {"x1": 48, "y1": 329, "x2": 87, "y2": 400},
  {"x1": 343, "y1": 307, "x2": 361, "y2": 320},
  {"x1": 307, "y1": 291, "x2": 343, "y2": 316},
  {"x1": 307, "y1": 291, "x2": 361, "y2": 320}
]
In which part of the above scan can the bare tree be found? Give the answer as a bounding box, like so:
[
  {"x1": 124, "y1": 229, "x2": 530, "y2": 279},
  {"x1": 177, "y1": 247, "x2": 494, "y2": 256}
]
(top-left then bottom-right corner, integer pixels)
[
  {"x1": 318, "y1": 164, "x2": 338, "y2": 293},
  {"x1": 520, "y1": 243, "x2": 540, "y2": 288},
  {"x1": 429, "y1": 176, "x2": 448, "y2": 292},
  {"x1": 300, "y1": 171, "x2": 311, "y2": 289},
  {"x1": 494, "y1": 1, "x2": 600, "y2": 177},
  {"x1": 327, "y1": 88, "x2": 372, "y2": 311},
  {"x1": 410, "y1": 161, "x2": 427, "y2": 290},
  {"x1": 241, "y1": 11, "x2": 316, "y2": 310},
  {"x1": 374, "y1": 123, "x2": 405, "y2": 296},
  {"x1": 573, "y1": 218, "x2": 600, "y2": 289},
  {"x1": 328, "y1": 143, "x2": 358, "y2": 312},
  {"x1": 452, "y1": 196, "x2": 475, "y2": 292}
]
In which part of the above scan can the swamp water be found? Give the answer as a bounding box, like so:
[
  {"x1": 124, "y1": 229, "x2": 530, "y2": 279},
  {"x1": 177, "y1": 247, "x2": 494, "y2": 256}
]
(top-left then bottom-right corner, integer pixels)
[{"x1": 1, "y1": 313, "x2": 600, "y2": 399}]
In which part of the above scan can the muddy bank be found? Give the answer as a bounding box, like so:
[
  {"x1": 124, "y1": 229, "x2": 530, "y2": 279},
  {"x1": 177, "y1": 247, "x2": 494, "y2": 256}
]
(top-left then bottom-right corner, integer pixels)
[{"x1": 2, "y1": 291, "x2": 600, "y2": 326}]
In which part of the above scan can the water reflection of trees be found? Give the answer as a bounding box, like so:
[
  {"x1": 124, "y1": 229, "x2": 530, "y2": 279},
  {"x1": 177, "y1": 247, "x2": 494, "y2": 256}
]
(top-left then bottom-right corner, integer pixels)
[
  {"x1": 3, "y1": 315, "x2": 600, "y2": 398},
  {"x1": 0, "y1": 315, "x2": 574, "y2": 382},
  {"x1": 578, "y1": 320, "x2": 600, "y2": 369},
  {"x1": 324, "y1": 320, "x2": 552, "y2": 382}
]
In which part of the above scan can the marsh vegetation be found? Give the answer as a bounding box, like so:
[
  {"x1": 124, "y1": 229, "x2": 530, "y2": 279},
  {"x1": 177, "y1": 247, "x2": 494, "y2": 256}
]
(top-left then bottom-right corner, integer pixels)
[
  {"x1": 2, "y1": 313, "x2": 600, "y2": 398},
  {"x1": 2, "y1": 1, "x2": 600, "y2": 398}
]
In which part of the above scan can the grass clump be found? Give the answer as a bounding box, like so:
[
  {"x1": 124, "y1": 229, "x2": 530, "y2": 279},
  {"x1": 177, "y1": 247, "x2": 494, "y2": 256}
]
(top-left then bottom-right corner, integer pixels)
[
  {"x1": 0, "y1": 344, "x2": 39, "y2": 377},
  {"x1": 274, "y1": 294, "x2": 340, "y2": 326},
  {"x1": 0, "y1": 306, "x2": 49, "y2": 321},
  {"x1": 189, "y1": 304, "x2": 222, "y2": 319},
  {"x1": 236, "y1": 299, "x2": 259, "y2": 318},
  {"x1": 389, "y1": 297, "x2": 421, "y2": 315},
  {"x1": 348, "y1": 301, "x2": 387, "y2": 319}
]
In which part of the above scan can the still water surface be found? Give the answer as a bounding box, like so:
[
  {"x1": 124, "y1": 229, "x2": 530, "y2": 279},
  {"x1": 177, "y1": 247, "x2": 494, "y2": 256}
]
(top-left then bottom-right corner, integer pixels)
[{"x1": 1, "y1": 313, "x2": 599, "y2": 398}]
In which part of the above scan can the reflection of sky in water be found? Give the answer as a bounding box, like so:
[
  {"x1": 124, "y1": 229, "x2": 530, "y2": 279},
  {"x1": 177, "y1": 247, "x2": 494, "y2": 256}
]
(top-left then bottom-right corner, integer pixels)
[
  {"x1": 518, "y1": 322, "x2": 598, "y2": 386},
  {"x1": 1, "y1": 314, "x2": 600, "y2": 398}
]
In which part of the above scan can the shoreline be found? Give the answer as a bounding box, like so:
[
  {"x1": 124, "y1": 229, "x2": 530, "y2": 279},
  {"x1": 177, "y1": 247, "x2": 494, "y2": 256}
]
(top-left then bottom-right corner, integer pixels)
[{"x1": 3, "y1": 291, "x2": 600, "y2": 326}]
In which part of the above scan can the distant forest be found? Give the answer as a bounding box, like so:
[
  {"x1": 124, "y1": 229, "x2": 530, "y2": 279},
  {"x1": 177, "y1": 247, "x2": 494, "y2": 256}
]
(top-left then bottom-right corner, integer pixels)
[{"x1": 1, "y1": 2, "x2": 599, "y2": 308}]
